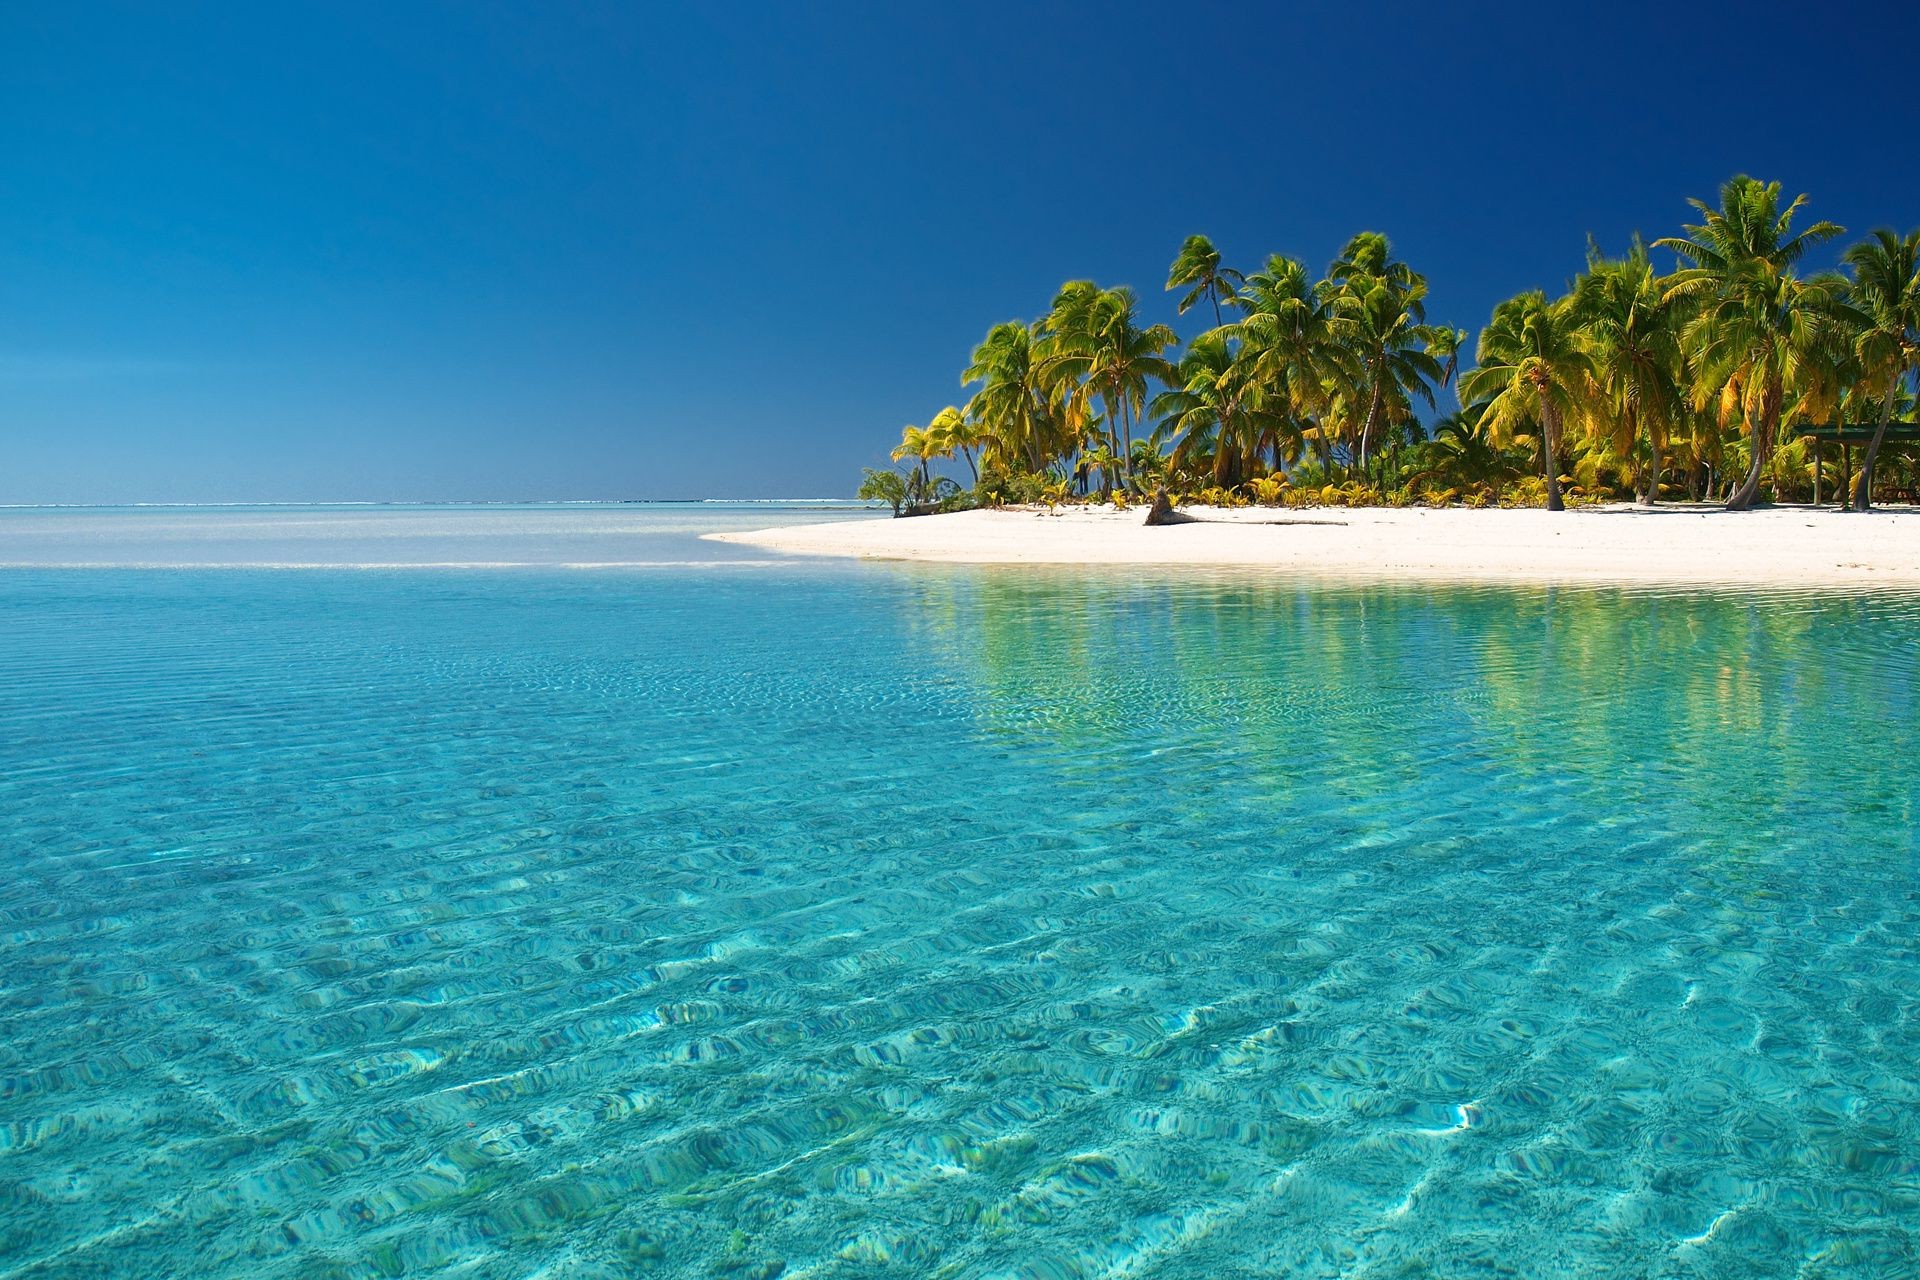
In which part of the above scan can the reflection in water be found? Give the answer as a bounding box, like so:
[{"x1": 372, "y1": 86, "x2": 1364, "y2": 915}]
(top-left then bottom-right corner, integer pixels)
[
  {"x1": 905, "y1": 571, "x2": 1916, "y2": 880},
  {"x1": 1, "y1": 565, "x2": 1916, "y2": 1277}
]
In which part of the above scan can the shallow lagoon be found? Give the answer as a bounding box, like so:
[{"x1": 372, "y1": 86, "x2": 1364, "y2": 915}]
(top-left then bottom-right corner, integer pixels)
[{"x1": 1, "y1": 506, "x2": 1916, "y2": 1277}]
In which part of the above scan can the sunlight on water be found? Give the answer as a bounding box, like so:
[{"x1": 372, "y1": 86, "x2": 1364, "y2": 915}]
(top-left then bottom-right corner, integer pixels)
[
  {"x1": 1, "y1": 509, "x2": 1916, "y2": 1277},
  {"x1": 0, "y1": 501, "x2": 884, "y2": 568}
]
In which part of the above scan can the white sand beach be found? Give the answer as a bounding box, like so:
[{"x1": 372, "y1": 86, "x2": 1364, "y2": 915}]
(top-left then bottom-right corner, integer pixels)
[{"x1": 710, "y1": 503, "x2": 1920, "y2": 587}]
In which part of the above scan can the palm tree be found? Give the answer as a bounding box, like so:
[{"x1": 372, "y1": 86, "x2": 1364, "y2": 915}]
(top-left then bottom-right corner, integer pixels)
[
  {"x1": 1461, "y1": 290, "x2": 1597, "y2": 511},
  {"x1": 1416, "y1": 405, "x2": 1528, "y2": 490},
  {"x1": 962, "y1": 321, "x2": 1051, "y2": 472},
  {"x1": 1428, "y1": 325, "x2": 1468, "y2": 398},
  {"x1": 1077, "y1": 439, "x2": 1122, "y2": 498},
  {"x1": 1098, "y1": 293, "x2": 1182, "y2": 486},
  {"x1": 1225, "y1": 254, "x2": 1352, "y2": 460},
  {"x1": 925, "y1": 405, "x2": 986, "y2": 484},
  {"x1": 1153, "y1": 331, "x2": 1259, "y2": 485},
  {"x1": 1166, "y1": 234, "x2": 1243, "y2": 326},
  {"x1": 1035, "y1": 281, "x2": 1108, "y2": 472},
  {"x1": 1573, "y1": 237, "x2": 1686, "y2": 505},
  {"x1": 1841, "y1": 228, "x2": 1920, "y2": 511},
  {"x1": 1656, "y1": 176, "x2": 1844, "y2": 510},
  {"x1": 1329, "y1": 231, "x2": 1420, "y2": 296},
  {"x1": 1129, "y1": 424, "x2": 1175, "y2": 491},
  {"x1": 891, "y1": 423, "x2": 943, "y2": 493},
  {"x1": 1040, "y1": 284, "x2": 1177, "y2": 488},
  {"x1": 1327, "y1": 233, "x2": 1447, "y2": 477}
]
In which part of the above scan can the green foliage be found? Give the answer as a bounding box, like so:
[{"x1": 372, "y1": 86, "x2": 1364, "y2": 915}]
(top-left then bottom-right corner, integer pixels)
[
  {"x1": 1246, "y1": 475, "x2": 1288, "y2": 505},
  {"x1": 974, "y1": 459, "x2": 1058, "y2": 508},
  {"x1": 1837, "y1": 228, "x2": 1920, "y2": 508},
  {"x1": 1166, "y1": 234, "x2": 1243, "y2": 325},
  {"x1": 874, "y1": 175, "x2": 1916, "y2": 516},
  {"x1": 1407, "y1": 408, "x2": 1530, "y2": 493},
  {"x1": 1654, "y1": 175, "x2": 1847, "y2": 508},
  {"x1": 907, "y1": 473, "x2": 966, "y2": 513},
  {"x1": 1460, "y1": 290, "x2": 1598, "y2": 511},
  {"x1": 857, "y1": 467, "x2": 907, "y2": 516}
]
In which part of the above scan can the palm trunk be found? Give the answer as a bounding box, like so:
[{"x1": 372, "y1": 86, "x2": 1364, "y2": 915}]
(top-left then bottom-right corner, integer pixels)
[
  {"x1": 1851, "y1": 372, "x2": 1902, "y2": 512},
  {"x1": 1358, "y1": 372, "x2": 1386, "y2": 470},
  {"x1": 1725, "y1": 445, "x2": 1765, "y2": 510},
  {"x1": 1726, "y1": 376, "x2": 1781, "y2": 511},
  {"x1": 1212, "y1": 409, "x2": 1235, "y2": 487},
  {"x1": 1640, "y1": 416, "x2": 1661, "y2": 508},
  {"x1": 963, "y1": 447, "x2": 978, "y2": 485},
  {"x1": 1539, "y1": 396, "x2": 1565, "y2": 512}
]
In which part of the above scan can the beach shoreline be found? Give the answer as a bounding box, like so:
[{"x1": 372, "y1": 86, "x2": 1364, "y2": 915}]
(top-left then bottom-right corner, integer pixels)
[{"x1": 707, "y1": 502, "x2": 1920, "y2": 587}]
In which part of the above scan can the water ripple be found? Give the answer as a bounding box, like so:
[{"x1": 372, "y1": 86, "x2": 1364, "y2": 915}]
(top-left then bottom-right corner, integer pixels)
[{"x1": 0, "y1": 567, "x2": 1916, "y2": 1276}]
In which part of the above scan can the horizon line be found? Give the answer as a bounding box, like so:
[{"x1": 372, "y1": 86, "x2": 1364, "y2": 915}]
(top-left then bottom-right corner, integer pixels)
[{"x1": 0, "y1": 497, "x2": 875, "y2": 510}]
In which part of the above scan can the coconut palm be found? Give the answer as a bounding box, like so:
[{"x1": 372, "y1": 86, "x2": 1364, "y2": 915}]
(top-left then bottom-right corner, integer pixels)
[
  {"x1": 920, "y1": 405, "x2": 984, "y2": 484},
  {"x1": 1129, "y1": 427, "x2": 1175, "y2": 491},
  {"x1": 1077, "y1": 441, "x2": 1122, "y2": 498},
  {"x1": 1035, "y1": 281, "x2": 1108, "y2": 462},
  {"x1": 1153, "y1": 331, "x2": 1260, "y2": 485},
  {"x1": 1428, "y1": 325, "x2": 1468, "y2": 398},
  {"x1": 1329, "y1": 231, "x2": 1420, "y2": 296},
  {"x1": 1461, "y1": 290, "x2": 1597, "y2": 511},
  {"x1": 868, "y1": 179, "x2": 1920, "y2": 510},
  {"x1": 1166, "y1": 234, "x2": 1243, "y2": 326},
  {"x1": 1040, "y1": 284, "x2": 1178, "y2": 488},
  {"x1": 962, "y1": 321, "x2": 1052, "y2": 472},
  {"x1": 1416, "y1": 405, "x2": 1529, "y2": 490},
  {"x1": 891, "y1": 423, "x2": 943, "y2": 491},
  {"x1": 1573, "y1": 237, "x2": 1686, "y2": 504},
  {"x1": 1841, "y1": 228, "x2": 1920, "y2": 511},
  {"x1": 1656, "y1": 176, "x2": 1844, "y2": 510},
  {"x1": 1327, "y1": 233, "x2": 1447, "y2": 476},
  {"x1": 1226, "y1": 254, "x2": 1352, "y2": 447}
]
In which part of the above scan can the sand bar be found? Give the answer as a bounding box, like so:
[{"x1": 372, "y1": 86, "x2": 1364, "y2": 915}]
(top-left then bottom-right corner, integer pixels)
[{"x1": 710, "y1": 503, "x2": 1920, "y2": 588}]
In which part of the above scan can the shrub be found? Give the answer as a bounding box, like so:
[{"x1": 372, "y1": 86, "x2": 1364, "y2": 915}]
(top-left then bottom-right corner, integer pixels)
[
  {"x1": 857, "y1": 468, "x2": 908, "y2": 516},
  {"x1": 1500, "y1": 476, "x2": 1549, "y2": 508},
  {"x1": 975, "y1": 461, "x2": 1054, "y2": 508},
  {"x1": 1246, "y1": 476, "x2": 1288, "y2": 506}
]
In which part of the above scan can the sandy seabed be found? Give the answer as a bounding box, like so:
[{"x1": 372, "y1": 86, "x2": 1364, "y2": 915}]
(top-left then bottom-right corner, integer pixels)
[{"x1": 709, "y1": 502, "x2": 1920, "y2": 588}]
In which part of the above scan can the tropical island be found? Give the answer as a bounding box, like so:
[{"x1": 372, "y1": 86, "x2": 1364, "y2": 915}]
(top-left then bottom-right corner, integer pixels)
[
  {"x1": 716, "y1": 176, "x2": 1920, "y2": 584},
  {"x1": 844, "y1": 176, "x2": 1918, "y2": 521}
]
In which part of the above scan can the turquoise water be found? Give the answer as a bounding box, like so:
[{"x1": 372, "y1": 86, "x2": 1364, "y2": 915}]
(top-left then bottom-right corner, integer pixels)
[{"x1": 2, "y1": 506, "x2": 1917, "y2": 1277}]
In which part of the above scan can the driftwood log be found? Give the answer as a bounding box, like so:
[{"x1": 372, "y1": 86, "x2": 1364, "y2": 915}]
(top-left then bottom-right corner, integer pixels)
[{"x1": 1143, "y1": 488, "x2": 1197, "y2": 526}]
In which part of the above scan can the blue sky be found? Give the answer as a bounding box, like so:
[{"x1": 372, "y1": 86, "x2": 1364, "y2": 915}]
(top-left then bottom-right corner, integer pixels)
[{"x1": 3, "y1": 1, "x2": 1915, "y2": 502}]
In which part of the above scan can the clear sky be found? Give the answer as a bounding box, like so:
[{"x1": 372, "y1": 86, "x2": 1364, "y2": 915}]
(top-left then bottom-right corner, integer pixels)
[{"x1": 4, "y1": 1, "x2": 1915, "y2": 502}]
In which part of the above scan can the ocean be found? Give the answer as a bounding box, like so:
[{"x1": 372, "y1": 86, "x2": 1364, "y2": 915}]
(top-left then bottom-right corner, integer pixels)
[{"x1": 1, "y1": 503, "x2": 1915, "y2": 1277}]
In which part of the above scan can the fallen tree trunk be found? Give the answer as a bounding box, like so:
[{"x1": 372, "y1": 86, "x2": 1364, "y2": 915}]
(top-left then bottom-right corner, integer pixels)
[{"x1": 1143, "y1": 488, "x2": 1197, "y2": 526}]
